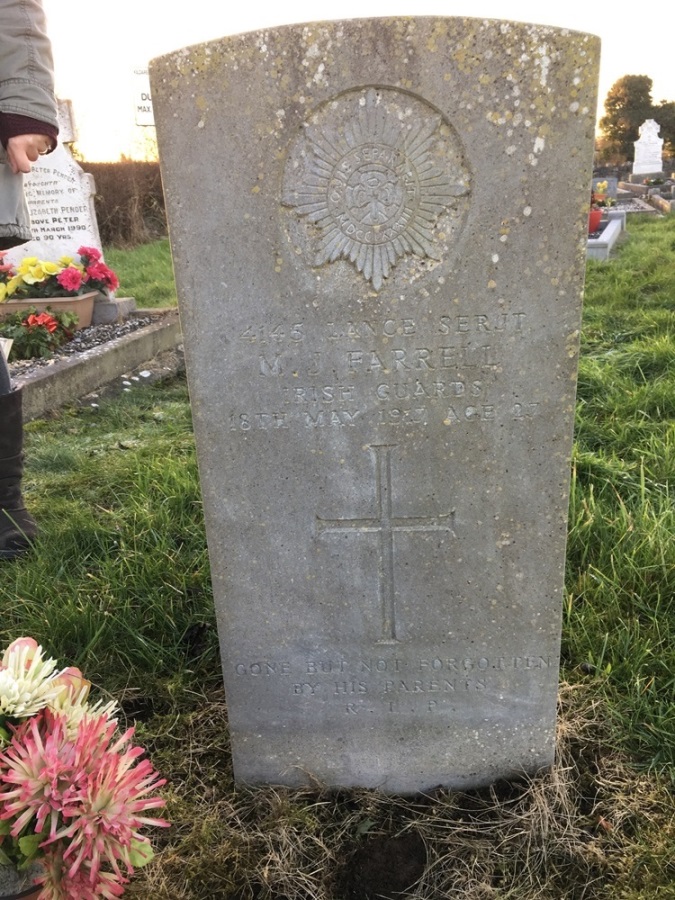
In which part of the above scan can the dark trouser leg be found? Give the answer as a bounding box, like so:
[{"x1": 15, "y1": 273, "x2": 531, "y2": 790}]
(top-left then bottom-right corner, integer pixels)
[
  {"x1": 0, "y1": 387, "x2": 38, "y2": 559},
  {"x1": 0, "y1": 349, "x2": 10, "y2": 395}
]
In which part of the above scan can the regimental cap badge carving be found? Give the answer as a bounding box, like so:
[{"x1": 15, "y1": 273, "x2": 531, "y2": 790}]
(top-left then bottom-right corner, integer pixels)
[{"x1": 283, "y1": 88, "x2": 471, "y2": 291}]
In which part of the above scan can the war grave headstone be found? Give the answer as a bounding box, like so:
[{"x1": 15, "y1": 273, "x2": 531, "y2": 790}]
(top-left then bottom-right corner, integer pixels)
[{"x1": 151, "y1": 17, "x2": 599, "y2": 793}]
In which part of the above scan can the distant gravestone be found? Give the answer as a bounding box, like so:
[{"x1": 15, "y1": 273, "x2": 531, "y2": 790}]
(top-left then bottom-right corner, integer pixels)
[
  {"x1": 151, "y1": 17, "x2": 599, "y2": 792},
  {"x1": 6, "y1": 101, "x2": 102, "y2": 266},
  {"x1": 633, "y1": 119, "x2": 664, "y2": 176},
  {"x1": 133, "y1": 66, "x2": 155, "y2": 127}
]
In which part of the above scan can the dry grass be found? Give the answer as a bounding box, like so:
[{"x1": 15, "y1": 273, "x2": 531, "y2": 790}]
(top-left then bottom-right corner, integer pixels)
[{"x1": 126, "y1": 683, "x2": 675, "y2": 900}]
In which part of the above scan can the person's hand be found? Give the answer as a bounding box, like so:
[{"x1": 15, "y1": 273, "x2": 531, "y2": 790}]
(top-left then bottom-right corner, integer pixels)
[{"x1": 6, "y1": 134, "x2": 52, "y2": 174}]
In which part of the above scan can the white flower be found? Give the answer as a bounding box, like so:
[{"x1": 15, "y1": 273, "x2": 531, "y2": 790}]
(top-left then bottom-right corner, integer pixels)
[
  {"x1": 0, "y1": 638, "x2": 63, "y2": 718},
  {"x1": 48, "y1": 665, "x2": 119, "y2": 738},
  {"x1": 0, "y1": 669, "x2": 21, "y2": 711},
  {"x1": 0, "y1": 637, "x2": 118, "y2": 730}
]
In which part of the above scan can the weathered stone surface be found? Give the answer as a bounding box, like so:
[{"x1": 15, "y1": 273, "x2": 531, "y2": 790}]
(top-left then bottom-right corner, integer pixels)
[
  {"x1": 92, "y1": 295, "x2": 137, "y2": 325},
  {"x1": 151, "y1": 17, "x2": 599, "y2": 792}
]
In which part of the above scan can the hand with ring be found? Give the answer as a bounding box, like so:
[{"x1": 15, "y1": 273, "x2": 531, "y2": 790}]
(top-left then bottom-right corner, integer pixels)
[{"x1": 6, "y1": 134, "x2": 53, "y2": 174}]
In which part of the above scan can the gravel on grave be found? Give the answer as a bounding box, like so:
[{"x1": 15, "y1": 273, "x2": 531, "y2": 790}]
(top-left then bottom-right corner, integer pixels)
[
  {"x1": 615, "y1": 197, "x2": 660, "y2": 212},
  {"x1": 8, "y1": 314, "x2": 155, "y2": 381}
]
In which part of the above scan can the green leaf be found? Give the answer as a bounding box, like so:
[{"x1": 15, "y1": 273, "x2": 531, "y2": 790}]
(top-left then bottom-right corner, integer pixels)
[
  {"x1": 0, "y1": 820, "x2": 12, "y2": 835},
  {"x1": 355, "y1": 818, "x2": 376, "y2": 837},
  {"x1": 18, "y1": 833, "x2": 42, "y2": 861},
  {"x1": 129, "y1": 838, "x2": 155, "y2": 869},
  {"x1": 0, "y1": 846, "x2": 13, "y2": 866}
]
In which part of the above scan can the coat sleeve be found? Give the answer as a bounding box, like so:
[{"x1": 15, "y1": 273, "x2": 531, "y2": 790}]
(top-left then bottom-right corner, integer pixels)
[{"x1": 0, "y1": 0, "x2": 58, "y2": 128}]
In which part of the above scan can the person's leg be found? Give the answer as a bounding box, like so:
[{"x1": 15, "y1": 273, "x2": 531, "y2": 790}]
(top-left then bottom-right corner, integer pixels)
[
  {"x1": 0, "y1": 354, "x2": 38, "y2": 558},
  {"x1": 0, "y1": 350, "x2": 11, "y2": 396}
]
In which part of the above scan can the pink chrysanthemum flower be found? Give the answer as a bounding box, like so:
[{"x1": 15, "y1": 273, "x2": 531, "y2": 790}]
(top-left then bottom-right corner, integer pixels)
[
  {"x1": 0, "y1": 637, "x2": 168, "y2": 898},
  {"x1": 37, "y1": 850, "x2": 127, "y2": 899},
  {"x1": 1, "y1": 709, "x2": 167, "y2": 883},
  {"x1": 42, "y1": 714, "x2": 168, "y2": 882},
  {"x1": 0, "y1": 712, "x2": 79, "y2": 837}
]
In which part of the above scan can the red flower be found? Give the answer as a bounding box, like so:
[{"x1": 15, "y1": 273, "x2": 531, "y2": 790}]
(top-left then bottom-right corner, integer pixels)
[
  {"x1": 77, "y1": 246, "x2": 101, "y2": 263},
  {"x1": 24, "y1": 313, "x2": 59, "y2": 333},
  {"x1": 84, "y1": 262, "x2": 119, "y2": 292},
  {"x1": 56, "y1": 267, "x2": 84, "y2": 293}
]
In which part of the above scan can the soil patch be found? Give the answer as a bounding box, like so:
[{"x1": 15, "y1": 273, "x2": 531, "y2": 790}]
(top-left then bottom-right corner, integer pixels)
[{"x1": 337, "y1": 833, "x2": 427, "y2": 900}]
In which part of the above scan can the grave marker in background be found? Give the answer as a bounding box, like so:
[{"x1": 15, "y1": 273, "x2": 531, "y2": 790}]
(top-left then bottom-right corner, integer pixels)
[
  {"x1": 632, "y1": 118, "x2": 664, "y2": 177},
  {"x1": 7, "y1": 101, "x2": 102, "y2": 266},
  {"x1": 592, "y1": 176, "x2": 618, "y2": 199},
  {"x1": 151, "y1": 17, "x2": 599, "y2": 792},
  {"x1": 133, "y1": 67, "x2": 155, "y2": 127}
]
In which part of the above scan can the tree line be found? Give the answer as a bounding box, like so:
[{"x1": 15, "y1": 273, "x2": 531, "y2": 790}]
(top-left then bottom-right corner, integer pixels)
[{"x1": 598, "y1": 75, "x2": 674, "y2": 164}]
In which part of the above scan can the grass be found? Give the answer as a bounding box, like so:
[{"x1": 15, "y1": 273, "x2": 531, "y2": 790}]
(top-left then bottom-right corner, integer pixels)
[
  {"x1": 564, "y1": 215, "x2": 675, "y2": 779},
  {"x1": 106, "y1": 239, "x2": 177, "y2": 309},
  {"x1": 3, "y1": 216, "x2": 675, "y2": 897}
]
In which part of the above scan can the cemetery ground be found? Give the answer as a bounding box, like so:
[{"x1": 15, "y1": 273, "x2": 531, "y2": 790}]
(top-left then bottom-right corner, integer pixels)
[{"x1": 2, "y1": 217, "x2": 675, "y2": 899}]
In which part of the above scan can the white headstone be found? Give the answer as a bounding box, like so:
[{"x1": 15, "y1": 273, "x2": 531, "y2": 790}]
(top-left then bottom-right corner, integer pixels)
[
  {"x1": 133, "y1": 67, "x2": 155, "y2": 127},
  {"x1": 6, "y1": 101, "x2": 103, "y2": 266},
  {"x1": 56, "y1": 99, "x2": 77, "y2": 144},
  {"x1": 633, "y1": 119, "x2": 664, "y2": 176}
]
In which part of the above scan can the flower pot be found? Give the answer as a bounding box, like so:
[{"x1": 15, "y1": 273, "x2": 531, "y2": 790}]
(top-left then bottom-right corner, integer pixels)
[
  {"x1": 0, "y1": 291, "x2": 97, "y2": 330},
  {"x1": 0, "y1": 864, "x2": 41, "y2": 899},
  {"x1": 588, "y1": 208, "x2": 603, "y2": 234},
  {"x1": 0, "y1": 886, "x2": 40, "y2": 899}
]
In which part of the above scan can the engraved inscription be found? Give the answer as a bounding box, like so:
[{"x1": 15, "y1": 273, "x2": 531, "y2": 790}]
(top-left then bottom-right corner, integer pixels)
[
  {"x1": 231, "y1": 653, "x2": 555, "y2": 715},
  {"x1": 317, "y1": 445, "x2": 456, "y2": 643},
  {"x1": 240, "y1": 323, "x2": 305, "y2": 344},
  {"x1": 283, "y1": 88, "x2": 471, "y2": 290},
  {"x1": 346, "y1": 346, "x2": 500, "y2": 371},
  {"x1": 226, "y1": 312, "x2": 541, "y2": 430}
]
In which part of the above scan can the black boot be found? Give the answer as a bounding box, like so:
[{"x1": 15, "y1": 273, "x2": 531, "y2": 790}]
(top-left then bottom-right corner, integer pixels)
[{"x1": 0, "y1": 389, "x2": 38, "y2": 559}]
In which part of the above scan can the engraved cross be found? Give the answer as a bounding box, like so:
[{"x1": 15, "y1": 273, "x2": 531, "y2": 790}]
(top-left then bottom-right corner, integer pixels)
[{"x1": 317, "y1": 444, "x2": 456, "y2": 643}]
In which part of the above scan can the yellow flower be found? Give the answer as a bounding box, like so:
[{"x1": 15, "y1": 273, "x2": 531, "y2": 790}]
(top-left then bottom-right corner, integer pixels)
[
  {"x1": 0, "y1": 283, "x2": 6, "y2": 303},
  {"x1": 6, "y1": 276, "x2": 20, "y2": 295},
  {"x1": 59, "y1": 255, "x2": 74, "y2": 266},
  {"x1": 21, "y1": 265, "x2": 45, "y2": 284},
  {"x1": 41, "y1": 261, "x2": 61, "y2": 276},
  {"x1": 16, "y1": 259, "x2": 37, "y2": 277}
]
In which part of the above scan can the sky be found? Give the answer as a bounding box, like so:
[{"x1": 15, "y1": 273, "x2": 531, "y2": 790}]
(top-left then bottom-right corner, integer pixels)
[{"x1": 42, "y1": 0, "x2": 675, "y2": 161}]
